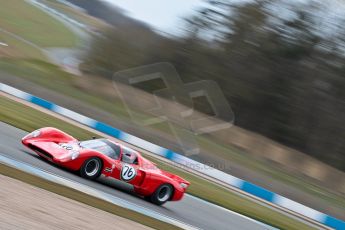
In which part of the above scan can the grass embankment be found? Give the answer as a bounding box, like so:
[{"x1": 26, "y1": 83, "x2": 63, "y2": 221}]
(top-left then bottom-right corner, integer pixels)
[
  {"x1": 0, "y1": 0, "x2": 77, "y2": 47},
  {"x1": 0, "y1": 59, "x2": 130, "y2": 119},
  {"x1": 0, "y1": 95, "x2": 315, "y2": 230}
]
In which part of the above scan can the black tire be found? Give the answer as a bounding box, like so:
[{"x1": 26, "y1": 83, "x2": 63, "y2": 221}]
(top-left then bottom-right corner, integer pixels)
[
  {"x1": 80, "y1": 157, "x2": 102, "y2": 180},
  {"x1": 148, "y1": 184, "x2": 173, "y2": 205}
]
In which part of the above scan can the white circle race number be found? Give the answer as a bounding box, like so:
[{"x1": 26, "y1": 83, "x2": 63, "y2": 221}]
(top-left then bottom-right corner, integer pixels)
[{"x1": 121, "y1": 164, "x2": 137, "y2": 182}]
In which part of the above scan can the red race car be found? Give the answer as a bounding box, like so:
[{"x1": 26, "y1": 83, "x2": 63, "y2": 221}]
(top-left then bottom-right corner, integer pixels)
[{"x1": 22, "y1": 127, "x2": 190, "y2": 205}]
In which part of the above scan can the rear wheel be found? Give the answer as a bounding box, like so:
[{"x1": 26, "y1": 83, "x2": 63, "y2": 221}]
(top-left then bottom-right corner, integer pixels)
[
  {"x1": 80, "y1": 157, "x2": 102, "y2": 180},
  {"x1": 147, "y1": 184, "x2": 173, "y2": 205}
]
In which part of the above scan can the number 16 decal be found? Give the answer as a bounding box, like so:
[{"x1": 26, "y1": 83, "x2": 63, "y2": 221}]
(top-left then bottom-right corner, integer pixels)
[{"x1": 121, "y1": 164, "x2": 137, "y2": 182}]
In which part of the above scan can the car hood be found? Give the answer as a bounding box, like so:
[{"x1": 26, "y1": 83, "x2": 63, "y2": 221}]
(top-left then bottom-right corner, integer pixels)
[{"x1": 30, "y1": 141, "x2": 79, "y2": 159}]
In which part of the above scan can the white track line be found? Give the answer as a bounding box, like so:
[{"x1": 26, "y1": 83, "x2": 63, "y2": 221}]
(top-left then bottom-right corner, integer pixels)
[{"x1": 0, "y1": 41, "x2": 8, "y2": 46}]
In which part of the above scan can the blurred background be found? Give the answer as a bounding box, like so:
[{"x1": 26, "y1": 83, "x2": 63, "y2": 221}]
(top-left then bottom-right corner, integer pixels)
[{"x1": 1, "y1": 0, "x2": 345, "y2": 221}]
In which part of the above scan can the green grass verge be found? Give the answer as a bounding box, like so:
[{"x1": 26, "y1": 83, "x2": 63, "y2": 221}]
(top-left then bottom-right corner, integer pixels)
[
  {"x1": 0, "y1": 95, "x2": 97, "y2": 139},
  {"x1": 0, "y1": 0, "x2": 77, "y2": 47},
  {"x1": 0, "y1": 31, "x2": 45, "y2": 60},
  {"x1": 0, "y1": 95, "x2": 315, "y2": 230},
  {"x1": 0, "y1": 163, "x2": 180, "y2": 230}
]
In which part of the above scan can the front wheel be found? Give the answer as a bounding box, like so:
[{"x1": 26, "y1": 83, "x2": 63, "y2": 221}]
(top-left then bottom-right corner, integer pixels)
[
  {"x1": 80, "y1": 157, "x2": 102, "y2": 180},
  {"x1": 147, "y1": 184, "x2": 173, "y2": 205}
]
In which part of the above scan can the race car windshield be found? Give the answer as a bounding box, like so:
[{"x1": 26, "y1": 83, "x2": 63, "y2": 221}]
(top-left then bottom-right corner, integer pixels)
[{"x1": 80, "y1": 139, "x2": 120, "y2": 159}]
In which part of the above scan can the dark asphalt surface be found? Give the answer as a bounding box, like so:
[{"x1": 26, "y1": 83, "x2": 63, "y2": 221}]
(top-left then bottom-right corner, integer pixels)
[{"x1": 0, "y1": 122, "x2": 275, "y2": 230}]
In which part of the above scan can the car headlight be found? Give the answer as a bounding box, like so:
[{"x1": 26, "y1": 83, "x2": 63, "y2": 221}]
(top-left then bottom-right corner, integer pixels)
[
  {"x1": 31, "y1": 130, "x2": 41, "y2": 138},
  {"x1": 71, "y1": 151, "x2": 79, "y2": 160},
  {"x1": 180, "y1": 183, "x2": 188, "y2": 189}
]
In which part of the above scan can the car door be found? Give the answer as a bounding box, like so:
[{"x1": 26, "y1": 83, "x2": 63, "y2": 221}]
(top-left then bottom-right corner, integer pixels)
[{"x1": 112, "y1": 146, "x2": 145, "y2": 186}]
